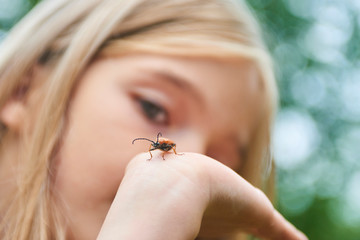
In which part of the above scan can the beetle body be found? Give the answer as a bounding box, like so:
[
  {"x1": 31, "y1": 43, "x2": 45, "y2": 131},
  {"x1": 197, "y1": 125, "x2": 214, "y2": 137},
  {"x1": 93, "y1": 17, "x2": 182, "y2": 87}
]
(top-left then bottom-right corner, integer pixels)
[
  {"x1": 153, "y1": 137, "x2": 176, "y2": 151},
  {"x1": 132, "y1": 133, "x2": 179, "y2": 160}
]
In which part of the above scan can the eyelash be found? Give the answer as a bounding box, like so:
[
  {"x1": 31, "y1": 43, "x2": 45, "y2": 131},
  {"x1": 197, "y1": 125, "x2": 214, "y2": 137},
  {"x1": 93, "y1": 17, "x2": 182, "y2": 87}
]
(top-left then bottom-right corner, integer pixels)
[{"x1": 136, "y1": 97, "x2": 169, "y2": 126}]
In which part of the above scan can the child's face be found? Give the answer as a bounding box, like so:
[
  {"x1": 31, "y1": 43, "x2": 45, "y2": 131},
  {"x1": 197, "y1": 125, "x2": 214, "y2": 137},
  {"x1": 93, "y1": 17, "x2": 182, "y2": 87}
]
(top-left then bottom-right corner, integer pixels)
[{"x1": 53, "y1": 53, "x2": 263, "y2": 235}]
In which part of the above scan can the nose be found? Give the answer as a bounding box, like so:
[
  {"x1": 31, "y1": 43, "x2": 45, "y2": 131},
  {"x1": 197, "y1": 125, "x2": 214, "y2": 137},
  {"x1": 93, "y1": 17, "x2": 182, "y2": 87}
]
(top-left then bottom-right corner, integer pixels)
[
  {"x1": 204, "y1": 134, "x2": 243, "y2": 171},
  {"x1": 174, "y1": 131, "x2": 243, "y2": 171},
  {"x1": 174, "y1": 130, "x2": 207, "y2": 154}
]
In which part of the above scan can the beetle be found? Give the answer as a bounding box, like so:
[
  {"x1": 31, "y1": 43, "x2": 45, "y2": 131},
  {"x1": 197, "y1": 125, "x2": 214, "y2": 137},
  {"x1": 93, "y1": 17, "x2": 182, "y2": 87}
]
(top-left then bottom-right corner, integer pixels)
[{"x1": 132, "y1": 132, "x2": 179, "y2": 160}]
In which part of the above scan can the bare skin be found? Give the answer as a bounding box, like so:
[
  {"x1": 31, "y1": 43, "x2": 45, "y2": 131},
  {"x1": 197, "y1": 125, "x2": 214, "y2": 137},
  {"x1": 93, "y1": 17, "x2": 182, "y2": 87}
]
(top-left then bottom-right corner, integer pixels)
[
  {"x1": 0, "y1": 54, "x2": 307, "y2": 240},
  {"x1": 98, "y1": 152, "x2": 307, "y2": 240}
]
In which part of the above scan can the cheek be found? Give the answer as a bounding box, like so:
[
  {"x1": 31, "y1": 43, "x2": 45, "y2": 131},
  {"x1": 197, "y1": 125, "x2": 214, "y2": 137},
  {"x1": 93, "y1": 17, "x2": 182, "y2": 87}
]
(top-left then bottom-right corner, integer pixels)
[{"x1": 53, "y1": 81, "x2": 141, "y2": 202}]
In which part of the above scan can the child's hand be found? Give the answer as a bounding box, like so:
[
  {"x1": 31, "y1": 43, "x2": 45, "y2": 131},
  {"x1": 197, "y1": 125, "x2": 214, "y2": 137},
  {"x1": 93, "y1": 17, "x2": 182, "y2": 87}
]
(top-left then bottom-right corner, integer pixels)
[{"x1": 97, "y1": 152, "x2": 307, "y2": 240}]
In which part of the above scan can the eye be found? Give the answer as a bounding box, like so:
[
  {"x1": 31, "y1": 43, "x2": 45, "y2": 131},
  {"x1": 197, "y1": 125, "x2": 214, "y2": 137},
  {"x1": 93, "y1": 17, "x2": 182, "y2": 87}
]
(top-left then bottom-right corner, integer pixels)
[{"x1": 137, "y1": 98, "x2": 169, "y2": 125}]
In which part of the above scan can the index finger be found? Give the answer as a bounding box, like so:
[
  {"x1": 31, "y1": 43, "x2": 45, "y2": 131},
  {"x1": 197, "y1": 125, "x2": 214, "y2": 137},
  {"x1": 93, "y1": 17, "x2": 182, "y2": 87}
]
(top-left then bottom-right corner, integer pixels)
[
  {"x1": 254, "y1": 207, "x2": 308, "y2": 240},
  {"x1": 196, "y1": 153, "x2": 308, "y2": 240}
]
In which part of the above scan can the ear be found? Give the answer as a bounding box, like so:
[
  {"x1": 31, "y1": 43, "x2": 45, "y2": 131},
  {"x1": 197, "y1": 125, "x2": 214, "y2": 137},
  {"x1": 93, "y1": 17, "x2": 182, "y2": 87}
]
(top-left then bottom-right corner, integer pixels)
[
  {"x1": 0, "y1": 99, "x2": 27, "y2": 133},
  {"x1": 0, "y1": 65, "x2": 41, "y2": 133},
  {"x1": 0, "y1": 71, "x2": 32, "y2": 133},
  {"x1": 1, "y1": 65, "x2": 46, "y2": 133}
]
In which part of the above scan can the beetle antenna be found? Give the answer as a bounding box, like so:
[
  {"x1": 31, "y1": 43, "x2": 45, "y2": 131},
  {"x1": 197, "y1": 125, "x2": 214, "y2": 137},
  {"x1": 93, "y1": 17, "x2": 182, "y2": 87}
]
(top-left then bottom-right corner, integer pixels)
[
  {"x1": 132, "y1": 138, "x2": 156, "y2": 145},
  {"x1": 156, "y1": 132, "x2": 162, "y2": 142}
]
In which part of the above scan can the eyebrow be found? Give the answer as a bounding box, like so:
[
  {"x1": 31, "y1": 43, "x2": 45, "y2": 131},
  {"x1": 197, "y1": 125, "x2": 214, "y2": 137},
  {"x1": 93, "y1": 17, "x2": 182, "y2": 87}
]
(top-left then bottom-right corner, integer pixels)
[{"x1": 145, "y1": 70, "x2": 205, "y2": 107}]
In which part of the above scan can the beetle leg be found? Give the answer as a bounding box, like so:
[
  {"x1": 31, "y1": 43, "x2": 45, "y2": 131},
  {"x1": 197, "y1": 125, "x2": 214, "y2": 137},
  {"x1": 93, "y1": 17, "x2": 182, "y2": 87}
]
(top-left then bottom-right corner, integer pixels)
[
  {"x1": 173, "y1": 146, "x2": 183, "y2": 156},
  {"x1": 147, "y1": 145, "x2": 153, "y2": 161},
  {"x1": 162, "y1": 152, "x2": 165, "y2": 160}
]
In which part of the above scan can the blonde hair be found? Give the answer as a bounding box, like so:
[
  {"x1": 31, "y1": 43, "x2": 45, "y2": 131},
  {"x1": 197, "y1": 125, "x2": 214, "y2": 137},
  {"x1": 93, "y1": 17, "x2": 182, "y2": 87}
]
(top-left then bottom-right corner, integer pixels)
[{"x1": 0, "y1": 0, "x2": 277, "y2": 239}]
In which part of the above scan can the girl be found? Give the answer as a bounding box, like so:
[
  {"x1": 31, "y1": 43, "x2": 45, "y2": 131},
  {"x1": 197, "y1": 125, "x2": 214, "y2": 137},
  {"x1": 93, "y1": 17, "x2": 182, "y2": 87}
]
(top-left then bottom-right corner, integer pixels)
[{"x1": 0, "y1": 0, "x2": 307, "y2": 239}]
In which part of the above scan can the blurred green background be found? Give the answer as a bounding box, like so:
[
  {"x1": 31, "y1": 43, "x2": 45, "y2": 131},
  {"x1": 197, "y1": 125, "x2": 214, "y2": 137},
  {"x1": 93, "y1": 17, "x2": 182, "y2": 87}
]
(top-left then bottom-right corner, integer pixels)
[
  {"x1": 245, "y1": 0, "x2": 360, "y2": 239},
  {"x1": 1, "y1": 0, "x2": 359, "y2": 239}
]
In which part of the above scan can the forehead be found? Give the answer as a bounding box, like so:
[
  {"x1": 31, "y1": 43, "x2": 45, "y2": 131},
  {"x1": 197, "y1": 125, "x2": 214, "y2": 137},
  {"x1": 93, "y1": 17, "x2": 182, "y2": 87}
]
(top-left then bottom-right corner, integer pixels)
[
  {"x1": 134, "y1": 54, "x2": 262, "y2": 109},
  {"x1": 128, "y1": 53, "x2": 262, "y2": 93},
  {"x1": 182, "y1": 57, "x2": 262, "y2": 103},
  {"x1": 178, "y1": 56, "x2": 263, "y2": 131}
]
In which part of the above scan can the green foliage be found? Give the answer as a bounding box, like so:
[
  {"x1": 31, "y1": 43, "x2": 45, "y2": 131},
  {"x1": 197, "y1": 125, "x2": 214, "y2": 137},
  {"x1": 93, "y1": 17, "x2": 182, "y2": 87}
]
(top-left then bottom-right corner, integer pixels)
[{"x1": 246, "y1": 0, "x2": 360, "y2": 239}]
